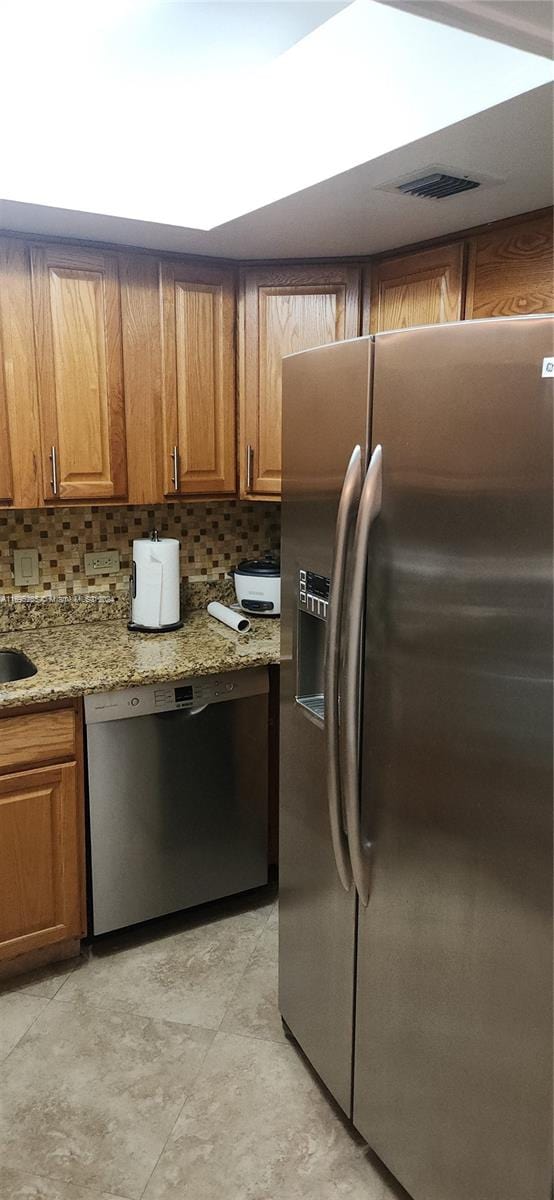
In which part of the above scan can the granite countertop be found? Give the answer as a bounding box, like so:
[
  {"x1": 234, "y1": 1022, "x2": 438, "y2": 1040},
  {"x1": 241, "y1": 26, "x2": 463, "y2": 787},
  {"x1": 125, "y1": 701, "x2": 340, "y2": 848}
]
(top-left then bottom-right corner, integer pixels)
[{"x1": 0, "y1": 612, "x2": 281, "y2": 710}]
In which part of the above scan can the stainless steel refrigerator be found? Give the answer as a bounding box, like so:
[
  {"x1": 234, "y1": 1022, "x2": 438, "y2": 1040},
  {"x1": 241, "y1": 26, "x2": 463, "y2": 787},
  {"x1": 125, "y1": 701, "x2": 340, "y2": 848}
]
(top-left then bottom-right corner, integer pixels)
[{"x1": 278, "y1": 316, "x2": 553, "y2": 1200}]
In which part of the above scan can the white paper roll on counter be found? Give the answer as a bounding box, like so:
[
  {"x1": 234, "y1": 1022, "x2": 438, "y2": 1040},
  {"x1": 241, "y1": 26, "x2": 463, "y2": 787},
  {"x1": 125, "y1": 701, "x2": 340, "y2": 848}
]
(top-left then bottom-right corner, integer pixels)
[
  {"x1": 132, "y1": 537, "x2": 181, "y2": 630},
  {"x1": 207, "y1": 601, "x2": 250, "y2": 633}
]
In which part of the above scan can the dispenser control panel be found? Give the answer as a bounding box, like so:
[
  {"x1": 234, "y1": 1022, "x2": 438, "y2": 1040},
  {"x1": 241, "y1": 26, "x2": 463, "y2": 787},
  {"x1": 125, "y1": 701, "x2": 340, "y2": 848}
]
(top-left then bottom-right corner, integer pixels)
[{"x1": 298, "y1": 569, "x2": 330, "y2": 620}]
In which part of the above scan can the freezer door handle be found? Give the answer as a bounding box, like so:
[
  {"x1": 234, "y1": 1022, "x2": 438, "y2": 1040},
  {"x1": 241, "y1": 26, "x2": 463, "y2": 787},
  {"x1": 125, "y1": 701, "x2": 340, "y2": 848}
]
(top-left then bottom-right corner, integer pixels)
[
  {"x1": 342, "y1": 443, "x2": 382, "y2": 906},
  {"x1": 324, "y1": 444, "x2": 362, "y2": 891}
]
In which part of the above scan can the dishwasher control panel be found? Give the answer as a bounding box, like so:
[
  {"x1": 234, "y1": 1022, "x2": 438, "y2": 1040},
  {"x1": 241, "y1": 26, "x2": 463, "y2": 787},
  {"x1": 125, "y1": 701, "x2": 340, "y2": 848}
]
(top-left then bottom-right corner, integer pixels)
[{"x1": 85, "y1": 667, "x2": 268, "y2": 724}]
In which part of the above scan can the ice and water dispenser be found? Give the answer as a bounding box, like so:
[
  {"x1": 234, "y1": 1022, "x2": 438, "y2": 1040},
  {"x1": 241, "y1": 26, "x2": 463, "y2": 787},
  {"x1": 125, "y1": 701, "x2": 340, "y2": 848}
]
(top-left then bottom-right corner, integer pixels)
[{"x1": 296, "y1": 568, "x2": 330, "y2": 724}]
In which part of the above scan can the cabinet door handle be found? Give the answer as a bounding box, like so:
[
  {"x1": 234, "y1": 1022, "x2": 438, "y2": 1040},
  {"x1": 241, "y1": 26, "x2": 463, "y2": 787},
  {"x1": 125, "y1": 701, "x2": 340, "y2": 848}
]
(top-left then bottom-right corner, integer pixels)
[
  {"x1": 246, "y1": 444, "x2": 254, "y2": 493},
  {"x1": 171, "y1": 445, "x2": 179, "y2": 491},
  {"x1": 49, "y1": 445, "x2": 58, "y2": 496}
]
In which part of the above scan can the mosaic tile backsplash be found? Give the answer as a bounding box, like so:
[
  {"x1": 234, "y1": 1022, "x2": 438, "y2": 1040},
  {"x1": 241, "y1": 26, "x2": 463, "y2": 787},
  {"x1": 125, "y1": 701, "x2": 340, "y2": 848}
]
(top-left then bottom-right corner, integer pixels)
[{"x1": 0, "y1": 501, "x2": 281, "y2": 599}]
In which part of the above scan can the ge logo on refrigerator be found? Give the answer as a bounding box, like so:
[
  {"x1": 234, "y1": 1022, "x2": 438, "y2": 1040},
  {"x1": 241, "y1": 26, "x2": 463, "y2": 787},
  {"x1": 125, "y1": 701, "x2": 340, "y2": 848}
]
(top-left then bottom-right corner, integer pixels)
[{"x1": 542, "y1": 357, "x2": 554, "y2": 377}]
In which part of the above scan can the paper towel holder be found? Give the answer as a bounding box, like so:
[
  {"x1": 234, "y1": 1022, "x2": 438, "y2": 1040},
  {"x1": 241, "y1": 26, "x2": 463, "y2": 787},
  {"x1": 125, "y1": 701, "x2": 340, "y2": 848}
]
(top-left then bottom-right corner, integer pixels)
[{"x1": 127, "y1": 529, "x2": 184, "y2": 634}]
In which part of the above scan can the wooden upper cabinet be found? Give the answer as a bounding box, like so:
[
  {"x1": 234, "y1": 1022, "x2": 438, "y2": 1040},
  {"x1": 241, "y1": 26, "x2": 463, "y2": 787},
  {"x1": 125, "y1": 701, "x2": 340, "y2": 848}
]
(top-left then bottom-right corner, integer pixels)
[
  {"x1": 120, "y1": 252, "x2": 163, "y2": 505},
  {"x1": 0, "y1": 320, "x2": 13, "y2": 505},
  {"x1": 30, "y1": 243, "x2": 127, "y2": 501},
  {"x1": 239, "y1": 265, "x2": 361, "y2": 498},
  {"x1": 365, "y1": 242, "x2": 465, "y2": 334},
  {"x1": 0, "y1": 238, "x2": 42, "y2": 508},
  {"x1": 465, "y1": 212, "x2": 554, "y2": 318},
  {"x1": 160, "y1": 260, "x2": 236, "y2": 496}
]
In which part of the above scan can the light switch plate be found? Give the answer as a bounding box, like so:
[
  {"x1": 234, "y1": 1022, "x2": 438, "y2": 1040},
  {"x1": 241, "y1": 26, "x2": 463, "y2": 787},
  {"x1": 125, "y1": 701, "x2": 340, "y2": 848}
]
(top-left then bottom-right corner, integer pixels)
[
  {"x1": 13, "y1": 548, "x2": 40, "y2": 587},
  {"x1": 84, "y1": 549, "x2": 121, "y2": 576}
]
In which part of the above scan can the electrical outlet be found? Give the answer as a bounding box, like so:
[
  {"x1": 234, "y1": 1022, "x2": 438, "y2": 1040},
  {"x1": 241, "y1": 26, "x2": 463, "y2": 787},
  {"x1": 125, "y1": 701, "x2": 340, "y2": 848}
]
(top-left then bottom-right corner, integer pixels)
[
  {"x1": 84, "y1": 550, "x2": 121, "y2": 576},
  {"x1": 13, "y1": 548, "x2": 40, "y2": 587}
]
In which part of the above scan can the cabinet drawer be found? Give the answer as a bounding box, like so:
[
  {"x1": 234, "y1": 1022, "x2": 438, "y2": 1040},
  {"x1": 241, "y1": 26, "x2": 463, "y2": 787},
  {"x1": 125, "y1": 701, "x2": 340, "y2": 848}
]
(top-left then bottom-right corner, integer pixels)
[{"x1": 0, "y1": 707, "x2": 76, "y2": 773}]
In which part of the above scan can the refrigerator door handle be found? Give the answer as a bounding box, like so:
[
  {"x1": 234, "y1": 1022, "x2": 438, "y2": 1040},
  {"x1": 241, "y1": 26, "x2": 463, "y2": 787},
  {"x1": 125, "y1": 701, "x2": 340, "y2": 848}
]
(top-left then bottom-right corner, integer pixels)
[
  {"x1": 342, "y1": 443, "x2": 382, "y2": 906},
  {"x1": 325, "y1": 444, "x2": 362, "y2": 891}
]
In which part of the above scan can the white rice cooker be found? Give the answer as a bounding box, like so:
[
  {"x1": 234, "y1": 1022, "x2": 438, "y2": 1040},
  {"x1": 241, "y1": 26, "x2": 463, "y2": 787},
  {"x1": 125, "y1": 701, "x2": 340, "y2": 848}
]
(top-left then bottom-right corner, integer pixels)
[{"x1": 232, "y1": 556, "x2": 280, "y2": 616}]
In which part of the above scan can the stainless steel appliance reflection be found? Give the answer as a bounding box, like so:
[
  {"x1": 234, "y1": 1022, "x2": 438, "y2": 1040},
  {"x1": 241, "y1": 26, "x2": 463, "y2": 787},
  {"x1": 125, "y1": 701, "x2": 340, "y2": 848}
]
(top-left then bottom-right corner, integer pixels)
[
  {"x1": 86, "y1": 668, "x2": 268, "y2": 935},
  {"x1": 279, "y1": 316, "x2": 553, "y2": 1200}
]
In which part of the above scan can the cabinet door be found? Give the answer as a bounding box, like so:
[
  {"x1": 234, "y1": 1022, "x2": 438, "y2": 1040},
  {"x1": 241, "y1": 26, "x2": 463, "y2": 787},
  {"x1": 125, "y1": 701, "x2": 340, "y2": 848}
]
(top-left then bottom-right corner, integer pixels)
[
  {"x1": 160, "y1": 260, "x2": 236, "y2": 496},
  {"x1": 365, "y1": 242, "x2": 464, "y2": 334},
  {"x1": 0, "y1": 762, "x2": 83, "y2": 962},
  {"x1": 0, "y1": 319, "x2": 13, "y2": 505},
  {"x1": 120, "y1": 252, "x2": 163, "y2": 504},
  {"x1": 465, "y1": 212, "x2": 553, "y2": 318},
  {"x1": 0, "y1": 238, "x2": 42, "y2": 508},
  {"x1": 239, "y1": 265, "x2": 361, "y2": 498},
  {"x1": 31, "y1": 243, "x2": 127, "y2": 501}
]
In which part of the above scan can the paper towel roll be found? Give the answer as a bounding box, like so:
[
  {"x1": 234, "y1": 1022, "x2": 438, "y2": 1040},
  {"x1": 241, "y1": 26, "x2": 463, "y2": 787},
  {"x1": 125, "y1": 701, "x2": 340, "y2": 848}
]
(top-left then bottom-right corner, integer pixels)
[
  {"x1": 207, "y1": 601, "x2": 250, "y2": 634},
  {"x1": 132, "y1": 537, "x2": 180, "y2": 629}
]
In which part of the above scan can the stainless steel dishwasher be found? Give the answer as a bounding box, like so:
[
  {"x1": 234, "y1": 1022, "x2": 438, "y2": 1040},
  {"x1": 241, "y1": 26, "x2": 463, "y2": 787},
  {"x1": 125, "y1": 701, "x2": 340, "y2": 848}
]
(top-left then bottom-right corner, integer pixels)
[{"x1": 85, "y1": 667, "x2": 268, "y2": 935}]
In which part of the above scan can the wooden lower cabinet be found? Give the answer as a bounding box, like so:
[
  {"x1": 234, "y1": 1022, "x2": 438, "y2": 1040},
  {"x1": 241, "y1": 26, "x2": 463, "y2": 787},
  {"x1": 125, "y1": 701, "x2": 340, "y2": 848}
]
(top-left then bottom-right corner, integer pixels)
[{"x1": 0, "y1": 702, "x2": 85, "y2": 964}]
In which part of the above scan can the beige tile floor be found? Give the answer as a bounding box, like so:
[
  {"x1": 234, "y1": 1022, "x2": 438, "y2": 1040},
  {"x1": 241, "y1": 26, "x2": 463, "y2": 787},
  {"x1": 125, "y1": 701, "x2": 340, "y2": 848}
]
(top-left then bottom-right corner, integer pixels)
[{"x1": 0, "y1": 890, "x2": 407, "y2": 1200}]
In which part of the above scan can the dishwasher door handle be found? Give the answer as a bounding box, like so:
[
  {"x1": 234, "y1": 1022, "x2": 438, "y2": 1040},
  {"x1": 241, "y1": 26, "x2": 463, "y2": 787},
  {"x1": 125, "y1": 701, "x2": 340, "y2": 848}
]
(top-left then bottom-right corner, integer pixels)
[{"x1": 154, "y1": 704, "x2": 210, "y2": 721}]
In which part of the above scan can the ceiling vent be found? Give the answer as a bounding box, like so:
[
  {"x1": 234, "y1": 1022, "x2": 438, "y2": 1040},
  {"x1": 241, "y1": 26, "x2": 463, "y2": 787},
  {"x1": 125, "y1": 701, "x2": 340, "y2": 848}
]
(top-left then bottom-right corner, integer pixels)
[
  {"x1": 396, "y1": 171, "x2": 480, "y2": 199},
  {"x1": 376, "y1": 164, "x2": 503, "y2": 201}
]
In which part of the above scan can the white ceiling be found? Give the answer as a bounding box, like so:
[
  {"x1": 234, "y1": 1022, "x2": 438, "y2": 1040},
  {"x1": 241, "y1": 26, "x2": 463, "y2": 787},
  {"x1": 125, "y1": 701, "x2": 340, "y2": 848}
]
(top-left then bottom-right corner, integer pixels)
[
  {"x1": 377, "y1": 1, "x2": 554, "y2": 59},
  {"x1": 205, "y1": 84, "x2": 554, "y2": 258},
  {"x1": 2, "y1": 80, "x2": 551, "y2": 260},
  {"x1": 0, "y1": 0, "x2": 552, "y2": 258},
  {"x1": 97, "y1": 1, "x2": 349, "y2": 75},
  {"x1": 0, "y1": 0, "x2": 352, "y2": 230}
]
